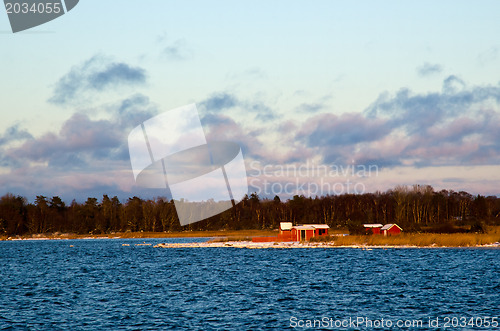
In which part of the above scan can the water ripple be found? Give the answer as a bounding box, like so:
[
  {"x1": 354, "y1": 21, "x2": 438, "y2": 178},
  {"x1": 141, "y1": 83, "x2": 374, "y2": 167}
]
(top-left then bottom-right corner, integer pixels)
[{"x1": 0, "y1": 240, "x2": 498, "y2": 330}]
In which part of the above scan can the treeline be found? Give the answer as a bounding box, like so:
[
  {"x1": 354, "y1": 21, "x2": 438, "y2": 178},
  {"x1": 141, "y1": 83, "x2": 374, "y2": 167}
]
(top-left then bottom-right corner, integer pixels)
[{"x1": 0, "y1": 185, "x2": 499, "y2": 236}]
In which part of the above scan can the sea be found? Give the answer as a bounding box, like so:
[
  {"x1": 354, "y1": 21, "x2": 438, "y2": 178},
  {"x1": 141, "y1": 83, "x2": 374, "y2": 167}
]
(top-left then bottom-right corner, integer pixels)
[{"x1": 0, "y1": 238, "x2": 499, "y2": 330}]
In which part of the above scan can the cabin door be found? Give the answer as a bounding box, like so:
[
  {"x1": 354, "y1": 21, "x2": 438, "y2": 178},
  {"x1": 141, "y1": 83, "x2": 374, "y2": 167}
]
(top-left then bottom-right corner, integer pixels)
[{"x1": 300, "y1": 230, "x2": 306, "y2": 241}]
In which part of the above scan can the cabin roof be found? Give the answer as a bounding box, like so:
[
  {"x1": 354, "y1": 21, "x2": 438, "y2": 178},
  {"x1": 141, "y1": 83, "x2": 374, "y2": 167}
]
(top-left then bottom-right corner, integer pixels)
[
  {"x1": 363, "y1": 224, "x2": 383, "y2": 228},
  {"x1": 308, "y1": 224, "x2": 330, "y2": 229},
  {"x1": 293, "y1": 225, "x2": 316, "y2": 230},
  {"x1": 381, "y1": 223, "x2": 402, "y2": 231},
  {"x1": 280, "y1": 222, "x2": 293, "y2": 230},
  {"x1": 295, "y1": 224, "x2": 330, "y2": 229}
]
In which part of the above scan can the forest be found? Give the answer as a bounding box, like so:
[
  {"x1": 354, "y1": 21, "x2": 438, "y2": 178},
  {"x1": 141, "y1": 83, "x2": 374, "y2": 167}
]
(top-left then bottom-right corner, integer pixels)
[{"x1": 0, "y1": 185, "x2": 499, "y2": 236}]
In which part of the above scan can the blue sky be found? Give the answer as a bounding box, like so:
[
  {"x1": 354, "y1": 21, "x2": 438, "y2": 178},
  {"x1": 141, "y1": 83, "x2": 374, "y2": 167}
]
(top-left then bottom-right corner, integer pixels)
[{"x1": 1, "y1": 1, "x2": 500, "y2": 201}]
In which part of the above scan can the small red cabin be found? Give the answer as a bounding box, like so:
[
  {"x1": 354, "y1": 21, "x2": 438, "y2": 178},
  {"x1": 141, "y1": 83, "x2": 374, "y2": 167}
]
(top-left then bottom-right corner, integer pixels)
[
  {"x1": 277, "y1": 222, "x2": 293, "y2": 241},
  {"x1": 363, "y1": 224, "x2": 383, "y2": 235},
  {"x1": 380, "y1": 223, "x2": 402, "y2": 236},
  {"x1": 291, "y1": 224, "x2": 330, "y2": 241},
  {"x1": 252, "y1": 222, "x2": 330, "y2": 242}
]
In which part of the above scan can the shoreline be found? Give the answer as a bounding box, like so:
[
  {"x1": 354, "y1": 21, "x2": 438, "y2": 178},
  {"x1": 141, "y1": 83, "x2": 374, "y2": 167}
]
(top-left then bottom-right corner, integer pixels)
[
  {"x1": 153, "y1": 241, "x2": 500, "y2": 249},
  {"x1": 2, "y1": 229, "x2": 499, "y2": 248},
  {"x1": 0, "y1": 230, "x2": 277, "y2": 241},
  {"x1": 2, "y1": 236, "x2": 499, "y2": 248}
]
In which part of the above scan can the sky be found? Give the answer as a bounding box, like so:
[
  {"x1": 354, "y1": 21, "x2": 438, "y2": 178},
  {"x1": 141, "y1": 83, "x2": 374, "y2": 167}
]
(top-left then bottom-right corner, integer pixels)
[{"x1": 1, "y1": 0, "x2": 500, "y2": 202}]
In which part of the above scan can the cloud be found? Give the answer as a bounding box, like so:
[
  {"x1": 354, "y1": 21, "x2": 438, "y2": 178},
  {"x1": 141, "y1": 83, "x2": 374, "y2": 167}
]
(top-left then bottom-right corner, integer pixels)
[
  {"x1": 442, "y1": 75, "x2": 466, "y2": 94},
  {"x1": 49, "y1": 55, "x2": 147, "y2": 105},
  {"x1": 115, "y1": 93, "x2": 158, "y2": 128},
  {"x1": 9, "y1": 113, "x2": 121, "y2": 165},
  {"x1": 365, "y1": 76, "x2": 499, "y2": 132},
  {"x1": 294, "y1": 94, "x2": 333, "y2": 114},
  {"x1": 88, "y1": 63, "x2": 146, "y2": 89},
  {"x1": 0, "y1": 92, "x2": 163, "y2": 200},
  {"x1": 353, "y1": 78, "x2": 500, "y2": 167},
  {"x1": 296, "y1": 113, "x2": 391, "y2": 164},
  {"x1": 201, "y1": 113, "x2": 235, "y2": 127},
  {"x1": 249, "y1": 102, "x2": 276, "y2": 121},
  {"x1": 201, "y1": 92, "x2": 238, "y2": 111},
  {"x1": 417, "y1": 62, "x2": 443, "y2": 76},
  {"x1": 200, "y1": 91, "x2": 278, "y2": 121},
  {"x1": 200, "y1": 112, "x2": 266, "y2": 160},
  {"x1": 199, "y1": 86, "x2": 493, "y2": 167},
  {"x1": 0, "y1": 124, "x2": 33, "y2": 146},
  {"x1": 162, "y1": 39, "x2": 192, "y2": 60},
  {"x1": 241, "y1": 77, "x2": 500, "y2": 169},
  {"x1": 47, "y1": 153, "x2": 87, "y2": 168},
  {"x1": 5, "y1": 77, "x2": 500, "y2": 200},
  {"x1": 299, "y1": 113, "x2": 390, "y2": 147},
  {"x1": 7, "y1": 93, "x2": 158, "y2": 170},
  {"x1": 0, "y1": 125, "x2": 34, "y2": 168},
  {"x1": 295, "y1": 102, "x2": 324, "y2": 113}
]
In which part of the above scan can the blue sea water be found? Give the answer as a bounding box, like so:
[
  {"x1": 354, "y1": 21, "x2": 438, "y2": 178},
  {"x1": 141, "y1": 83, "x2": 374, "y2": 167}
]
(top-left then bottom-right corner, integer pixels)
[{"x1": 0, "y1": 239, "x2": 499, "y2": 330}]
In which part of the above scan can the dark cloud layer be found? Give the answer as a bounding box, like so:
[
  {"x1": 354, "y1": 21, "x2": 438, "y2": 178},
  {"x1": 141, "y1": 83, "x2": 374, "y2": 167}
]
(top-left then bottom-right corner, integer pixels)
[
  {"x1": 3, "y1": 75, "x2": 500, "y2": 200},
  {"x1": 297, "y1": 76, "x2": 500, "y2": 167},
  {"x1": 299, "y1": 113, "x2": 390, "y2": 147},
  {"x1": 7, "y1": 92, "x2": 157, "y2": 170},
  {"x1": 10, "y1": 114, "x2": 120, "y2": 166},
  {"x1": 1, "y1": 90, "x2": 160, "y2": 200},
  {"x1": 193, "y1": 82, "x2": 500, "y2": 169}
]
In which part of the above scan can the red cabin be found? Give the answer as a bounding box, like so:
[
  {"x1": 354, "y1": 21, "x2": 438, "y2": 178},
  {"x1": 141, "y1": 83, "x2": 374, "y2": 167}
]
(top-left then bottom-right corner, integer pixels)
[
  {"x1": 252, "y1": 222, "x2": 330, "y2": 242},
  {"x1": 381, "y1": 223, "x2": 402, "y2": 236},
  {"x1": 277, "y1": 222, "x2": 293, "y2": 241},
  {"x1": 291, "y1": 224, "x2": 330, "y2": 241},
  {"x1": 363, "y1": 224, "x2": 383, "y2": 235}
]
